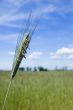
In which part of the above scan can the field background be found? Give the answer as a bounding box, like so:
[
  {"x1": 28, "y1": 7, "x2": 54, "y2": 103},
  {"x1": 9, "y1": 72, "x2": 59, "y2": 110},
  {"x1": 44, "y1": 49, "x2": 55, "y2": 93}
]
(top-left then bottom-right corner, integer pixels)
[{"x1": 0, "y1": 71, "x2": 73, "y2": 110}]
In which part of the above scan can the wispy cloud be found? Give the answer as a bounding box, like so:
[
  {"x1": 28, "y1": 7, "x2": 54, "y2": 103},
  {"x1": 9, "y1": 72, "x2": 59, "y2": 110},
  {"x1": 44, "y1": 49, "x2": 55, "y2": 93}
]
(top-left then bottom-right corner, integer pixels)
[
  {"x1": 0, "y1": 13, "x2": 28, "y2": 25},
  {"x1": 0, "y1": 0, "x2": 73, "y2": 29},
  {"x1": 0, "y1": 0, "x2": 29, "y2": 28},
  {"x1": 0, "y1": 34, "x2": 18, "y2": 41},
  {"x1": 3, "y1": 0, "x2": 27, "y2": 8},
  {"x1": 32, "y1": 4, "x2": 57, "y2": 19}
]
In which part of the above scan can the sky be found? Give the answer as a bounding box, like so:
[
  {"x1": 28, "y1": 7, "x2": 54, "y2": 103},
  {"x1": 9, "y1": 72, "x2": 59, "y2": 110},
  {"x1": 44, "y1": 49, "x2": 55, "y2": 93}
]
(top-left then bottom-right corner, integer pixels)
[{"x1": 0, "y1": 0, "x2": 73, "y2": 70}]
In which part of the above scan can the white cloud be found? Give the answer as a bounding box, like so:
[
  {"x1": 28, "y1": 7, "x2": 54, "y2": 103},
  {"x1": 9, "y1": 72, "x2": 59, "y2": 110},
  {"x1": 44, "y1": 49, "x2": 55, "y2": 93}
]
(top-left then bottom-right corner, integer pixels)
[
  {"x1": 56, "y1": 47, "x2": 73, "y2": 55},
  {"x1": 28, "y1": 52, "x2": 43, "y2": 60},
  {"x1": 8, "y1": 51, "x2": 15, "y2": 55},
  {"x1": 50, "y1": 54, "x2": 60, "y2": 59},
  {"x1": 50, "y1": 47, "x2": 73, "y2": 59},
  {"x1": 68, "y1": 55, "x2": 73, "y2": 59}
]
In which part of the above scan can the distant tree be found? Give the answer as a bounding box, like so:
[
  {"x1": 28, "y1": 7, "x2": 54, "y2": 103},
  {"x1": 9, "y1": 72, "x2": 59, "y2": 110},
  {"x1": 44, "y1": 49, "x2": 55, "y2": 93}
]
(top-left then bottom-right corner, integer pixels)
[
  {"x1": 26, "y1": 67, "x2": 29, "y2": 71},
  {"x1": 62, "y1": 66, "x2": 67, "y2": 71},
  {"x1": 29, "y1": 67, "x2": 32, "y2": 71},
  {"x1": 38, "y1": 66, "x2": 48, "y2": 71},
  {"x1": 43, "y1": 68, "x2": 48, "y2": 71},
  {"x1": 38, "y1": 66, "x2": 43, "y2": 71},
  {"x1": 19, "y1": 67, "x2": 25, "y2": 71},
  {"x1": 55, "y1": 66, "x2": 58, "y2": 70},
  {"x1": 26, "y1": 67, "x2": 32, "y2": 71},
  {"x1": 55, "y1": 66, "x2": 68, "y2": 71},
  {"x1": 33, "y1": 67, "x2": 37, "y2": 72}
]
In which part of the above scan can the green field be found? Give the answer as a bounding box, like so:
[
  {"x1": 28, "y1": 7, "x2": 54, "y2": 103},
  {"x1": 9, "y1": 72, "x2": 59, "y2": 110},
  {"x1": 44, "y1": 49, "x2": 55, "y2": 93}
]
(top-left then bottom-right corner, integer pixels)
[{"x1": 0, "y1": 71, "x2": 73, "y2": 110}]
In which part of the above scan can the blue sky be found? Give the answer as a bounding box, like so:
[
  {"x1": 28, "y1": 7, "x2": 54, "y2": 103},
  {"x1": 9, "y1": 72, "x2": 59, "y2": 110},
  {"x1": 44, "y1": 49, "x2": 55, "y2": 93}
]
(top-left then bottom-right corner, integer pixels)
[{"x1": 0, "y1": 0, "x2": 73, "y2": 70}]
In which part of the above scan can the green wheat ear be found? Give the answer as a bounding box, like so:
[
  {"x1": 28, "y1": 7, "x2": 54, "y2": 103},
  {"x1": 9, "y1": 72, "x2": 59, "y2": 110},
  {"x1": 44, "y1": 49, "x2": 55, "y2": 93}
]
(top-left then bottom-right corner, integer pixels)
[{"x1": 2, "y1": 11, "x2": 38, "y2": 110}]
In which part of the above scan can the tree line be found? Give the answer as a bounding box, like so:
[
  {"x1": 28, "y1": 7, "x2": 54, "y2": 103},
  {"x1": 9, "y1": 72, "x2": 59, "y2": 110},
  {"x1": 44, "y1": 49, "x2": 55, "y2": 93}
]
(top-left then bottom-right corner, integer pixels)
[
  {"x1": 19, "y1": 66, "x2": 48, "y2": 72},
  {"x1": 19, "y1": 66, "x2": 68, "y2": 72}
]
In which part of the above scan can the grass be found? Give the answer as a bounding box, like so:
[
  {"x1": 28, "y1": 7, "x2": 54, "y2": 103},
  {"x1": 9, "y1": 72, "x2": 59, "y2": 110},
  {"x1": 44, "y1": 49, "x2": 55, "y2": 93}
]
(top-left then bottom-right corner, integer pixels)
[{"x1": 0, "y1": 71, "x2": 73, "y2": 110}]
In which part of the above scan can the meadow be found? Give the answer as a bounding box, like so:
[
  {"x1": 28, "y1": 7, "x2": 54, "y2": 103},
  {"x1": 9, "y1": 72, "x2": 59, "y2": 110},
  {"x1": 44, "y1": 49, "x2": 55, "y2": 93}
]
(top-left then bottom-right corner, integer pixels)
[{"x1": 0, "y1": 71, "x2": 73, "y2": 110}]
